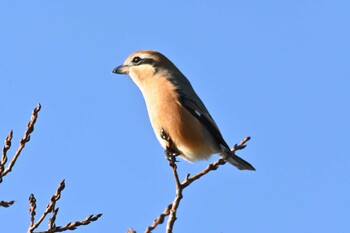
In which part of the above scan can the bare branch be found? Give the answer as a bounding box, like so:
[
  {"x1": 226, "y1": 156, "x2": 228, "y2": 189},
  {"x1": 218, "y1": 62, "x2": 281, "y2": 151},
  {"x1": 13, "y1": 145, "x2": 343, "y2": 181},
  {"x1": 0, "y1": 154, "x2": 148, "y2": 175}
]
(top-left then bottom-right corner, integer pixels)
[
  {"x1": 165, "y1": 162, "x2": 181, "y2": 233},
  {"x1": 1, "y1": 104, "x2": 102, "y2": 233},
  {"x1": 1, "y1": 104, "x2": 41, "y2": 208},
  {"x1": 29, "y1": 194, "x2": 37, "y2": 227},
  {"x1": 27, "y1": 180, "x2": 102, "y2": 233},
  {"x1": 143, "y1": 136, "x2": 251, "y2": 233},
  {"x1": 165, "y1": 158, "x2": 226, "y2": 232},
  {"x1": 28, "y1": 179, "x2": 65, "y2": 233},
  {"x1": 0, "y1": 130, "x2": 13, "y2": 183},
  {"x1": 145, "y1": 204, "x2": 172, "y2": 233},
  {"x1": 232, "y1": 136, "x2": 251, "y2": 153},
  {"x1": 1, "y1": 103, "x2": 41, "y2": 180},
  {"x1": 33, "y1": 214, "x2": 103, "y2": 233}
]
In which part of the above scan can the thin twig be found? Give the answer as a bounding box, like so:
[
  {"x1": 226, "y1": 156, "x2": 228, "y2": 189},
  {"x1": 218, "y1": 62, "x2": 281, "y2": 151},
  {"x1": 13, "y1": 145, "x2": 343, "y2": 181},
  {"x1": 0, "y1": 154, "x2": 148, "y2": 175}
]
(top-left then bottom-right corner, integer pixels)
[
  {"x1": 48, "y1": 208, "x2": 59, "y2": 230},
  {"x1": 144, "y1": 136, "x2": 251, "y2": 232},
  {"x1": 0, "y1": 130, "x2": 13, "y2": 183},
  {"x1": 28, "y1": 180, "x2": 65, "y2": 233},
  {"x1": 1, "y1": 103, "x2": 41, "y2": 179},
  {"x1": 0, "y1": 132, "x2": 14, "y2": 207},
  {"x1": 182, "y1": 136, "x2": 251, "y2": 189},
  {"x1": 165, "y1": 162, "x2": 181, "y2": 233},
  {"x1": 165, "y1": 158, "x2": 227, "y2": 233},
  {"x1": 165, "y1": 136, "x2": 251, "y2": 233},
  {"x1": 33, "y1": 214, "x2": 102, "y2": 233},
  {"x1": 145, "y1": 204, "x2": 172, "y2": 233},
  {"x1": 1, "y1": 104, "x2": 41, "y2": 208},
  {"x1": 28, "y1": 180, "x2": 102, "y2": 233},
  {"x1": 1, "y1": 104, "x2": 102, "y2": 232},
  {"x1": 29, "y1": 194, "x2": 37, "y2": 227},
  {"x1": 232, "y1": 136, "x2": 251, "y2": 152}
]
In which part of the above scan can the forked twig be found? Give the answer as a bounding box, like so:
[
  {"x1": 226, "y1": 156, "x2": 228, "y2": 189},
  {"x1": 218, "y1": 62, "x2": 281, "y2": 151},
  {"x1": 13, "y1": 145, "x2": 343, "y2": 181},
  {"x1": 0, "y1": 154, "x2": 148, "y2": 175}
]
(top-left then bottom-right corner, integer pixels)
[
  {"x1": 28, "y1": 180, "x2": 65, "y2": 232},
  {"x1": 33, "y1": 214, "x2": 102, "y2": 233},
  {"x1": 1, "y1": 104, "x2": 102, "y2": 232},
  {"x1": 0, "y1": 103, "x2": 41, "y2": 207},
  {"x1": 1, "y1": 103, "x2": 41, "y2": 179},
  {"x1": 144, "y1": 136, "x2": 251, "y2": 233},
  {"x1": 166, "y1": 136, "x2": 251, "y2": 232},
  {"x1": 28, "y1": 180, "x2": 102, "y2": 233}
]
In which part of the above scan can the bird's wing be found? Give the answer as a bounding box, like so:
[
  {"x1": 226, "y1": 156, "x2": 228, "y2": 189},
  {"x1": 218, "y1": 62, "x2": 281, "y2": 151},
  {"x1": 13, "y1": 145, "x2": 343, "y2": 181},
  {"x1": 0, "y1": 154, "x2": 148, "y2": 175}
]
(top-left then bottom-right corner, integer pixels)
[{"x1": 177, "y1": 89, "x2": 230, "y2": 150}]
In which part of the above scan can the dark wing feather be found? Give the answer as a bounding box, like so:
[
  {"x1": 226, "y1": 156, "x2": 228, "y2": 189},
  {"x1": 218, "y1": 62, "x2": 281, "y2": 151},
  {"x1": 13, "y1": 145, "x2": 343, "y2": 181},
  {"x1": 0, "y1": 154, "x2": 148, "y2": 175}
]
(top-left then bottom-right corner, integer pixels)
[
  {"x1": 163, "y1": 64, "x2": 230, "y2": 150},
  {"x1": 177, "y1": 92, "x2": 230, "y2": 150}
]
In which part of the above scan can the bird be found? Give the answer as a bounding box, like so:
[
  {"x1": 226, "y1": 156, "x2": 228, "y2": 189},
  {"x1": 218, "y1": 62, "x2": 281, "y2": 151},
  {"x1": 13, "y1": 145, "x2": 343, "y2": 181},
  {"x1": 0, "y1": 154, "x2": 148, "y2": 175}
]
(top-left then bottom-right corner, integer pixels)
[{"x1": 113, "y1": 50, "x2": 255, "y2": 170}]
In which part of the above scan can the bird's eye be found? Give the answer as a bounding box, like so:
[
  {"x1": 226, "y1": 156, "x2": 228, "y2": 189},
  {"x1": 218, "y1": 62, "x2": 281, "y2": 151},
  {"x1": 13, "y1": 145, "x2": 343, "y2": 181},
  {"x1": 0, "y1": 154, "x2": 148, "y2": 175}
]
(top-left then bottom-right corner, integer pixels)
[{"x1": 132, "y1": 56, "x2": 142, "y2": 65}]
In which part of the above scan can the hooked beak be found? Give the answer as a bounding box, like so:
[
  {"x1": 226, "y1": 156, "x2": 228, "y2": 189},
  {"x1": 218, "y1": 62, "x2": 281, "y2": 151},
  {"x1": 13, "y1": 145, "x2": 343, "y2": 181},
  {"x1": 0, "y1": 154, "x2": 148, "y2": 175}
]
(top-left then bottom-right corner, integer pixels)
[{"x1": 112, "y1": 65, "x2": 129, "y2": 74}]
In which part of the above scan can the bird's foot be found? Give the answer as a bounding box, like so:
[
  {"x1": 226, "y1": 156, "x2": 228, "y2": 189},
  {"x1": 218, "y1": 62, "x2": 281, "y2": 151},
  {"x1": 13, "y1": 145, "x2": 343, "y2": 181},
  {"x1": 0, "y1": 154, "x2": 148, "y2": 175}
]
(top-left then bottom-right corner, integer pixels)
[
  {"x1": 161, "y1": 128, "x2": 181, "y2": 163},
  {"x1": 165, "y1": 150, "x2": 179, "y2": 163}
]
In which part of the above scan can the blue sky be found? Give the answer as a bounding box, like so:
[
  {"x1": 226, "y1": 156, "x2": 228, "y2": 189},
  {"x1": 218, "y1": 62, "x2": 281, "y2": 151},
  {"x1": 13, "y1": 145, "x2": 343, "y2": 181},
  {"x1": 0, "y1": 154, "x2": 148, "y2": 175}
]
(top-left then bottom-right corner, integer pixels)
[{"x1": 1, "y1": 1, "x2": 349, "y2": 232}]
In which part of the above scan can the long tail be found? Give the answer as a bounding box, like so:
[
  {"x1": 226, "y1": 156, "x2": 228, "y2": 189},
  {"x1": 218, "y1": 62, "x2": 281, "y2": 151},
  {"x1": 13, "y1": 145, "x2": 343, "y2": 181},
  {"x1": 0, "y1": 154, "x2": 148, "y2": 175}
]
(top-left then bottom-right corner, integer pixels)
[
  {"x1": 220, "y1": 145, "x2": 255, "y2": 170},
  {"x1": 226, "y1": 154, "x2": 255, "y2": 170}
]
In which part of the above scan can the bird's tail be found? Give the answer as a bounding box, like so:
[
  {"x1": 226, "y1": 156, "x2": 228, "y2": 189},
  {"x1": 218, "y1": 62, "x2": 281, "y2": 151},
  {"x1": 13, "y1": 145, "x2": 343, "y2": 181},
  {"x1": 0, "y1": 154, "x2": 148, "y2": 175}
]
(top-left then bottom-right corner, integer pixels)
[
  {"x1": 226, "y1": 154, "x2": 255, "y2": 170},
  {"x1": 220, "y1": 146, "x2": 255, "y2": 170}
]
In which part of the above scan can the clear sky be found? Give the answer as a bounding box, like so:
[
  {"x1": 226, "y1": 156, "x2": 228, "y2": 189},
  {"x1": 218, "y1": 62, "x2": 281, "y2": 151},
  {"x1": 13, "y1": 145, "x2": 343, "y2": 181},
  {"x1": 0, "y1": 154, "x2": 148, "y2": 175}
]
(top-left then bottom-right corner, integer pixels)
[{"x1": 1, "y1": 1, "x2": 349, "y2": 232}]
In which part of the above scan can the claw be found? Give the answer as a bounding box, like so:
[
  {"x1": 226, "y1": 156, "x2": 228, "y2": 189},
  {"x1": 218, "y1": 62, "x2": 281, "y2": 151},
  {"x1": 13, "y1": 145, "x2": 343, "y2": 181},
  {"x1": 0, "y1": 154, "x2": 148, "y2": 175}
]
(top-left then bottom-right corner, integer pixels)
[
  {"x1": 165, "y1": 153, "x2": 179, "y2": 162},
  {"x1": 161, "y1": 128, "x2": 181, "y2": 162},
  {"x1": 165, "y1": 149, "x2": 179, "y2": 162}
]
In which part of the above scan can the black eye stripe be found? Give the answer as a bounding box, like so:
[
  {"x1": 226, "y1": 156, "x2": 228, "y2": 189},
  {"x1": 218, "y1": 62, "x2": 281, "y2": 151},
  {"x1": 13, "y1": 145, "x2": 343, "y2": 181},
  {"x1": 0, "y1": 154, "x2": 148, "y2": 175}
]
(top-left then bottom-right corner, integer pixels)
[
  {"x1": 132, "y1": 57, "x2": 155, "y2": 66},
  {"x1": 141, "y1": 58, "x2": 155, "y2": 65}
]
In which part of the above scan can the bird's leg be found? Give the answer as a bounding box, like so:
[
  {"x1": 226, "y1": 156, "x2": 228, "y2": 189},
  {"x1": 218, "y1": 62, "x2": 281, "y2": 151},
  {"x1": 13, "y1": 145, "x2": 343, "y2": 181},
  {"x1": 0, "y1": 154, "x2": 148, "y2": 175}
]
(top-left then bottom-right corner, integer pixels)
[{"x1": 161, "y1": 129, "x2": 180, "y2": 163}]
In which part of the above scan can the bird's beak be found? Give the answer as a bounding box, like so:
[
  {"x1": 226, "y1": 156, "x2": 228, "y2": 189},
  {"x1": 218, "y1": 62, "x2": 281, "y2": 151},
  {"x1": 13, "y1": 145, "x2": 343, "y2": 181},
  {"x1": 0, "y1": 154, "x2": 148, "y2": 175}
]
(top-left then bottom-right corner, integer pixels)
[{"x1": 112, "y1": 65, "x2": 129, "y2": 74}]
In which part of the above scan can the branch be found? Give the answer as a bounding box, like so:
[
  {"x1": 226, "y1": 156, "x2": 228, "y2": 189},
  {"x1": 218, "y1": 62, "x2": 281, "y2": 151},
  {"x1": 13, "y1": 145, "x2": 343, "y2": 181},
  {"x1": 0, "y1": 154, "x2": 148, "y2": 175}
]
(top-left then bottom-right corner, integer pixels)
[
  {"x1": 0, "y1": 130, "x2": 13, "y2": 183},
  {"x1": 33, "y1": 214, "x2": 102, "y2": 233},
  {"x1": 165, "y1": 158, "x2": 226, "y2": 233},
  {"x1": 27, "y1": 180, "x2": 102, "y2": 233},
  {"x1": 144, "y1": 136, "x2": 251, "y2": 233},
  {"x1": 0, "y1": 103, "x2": 41, "y2": 181},
  {"x1": 0, "y1": 104, "x2": 102, "y2": 232},
  {"x1": 145, "y1": 204, "x2": 172, "y2": 233},
  {"x1": 0, "y1": 103, "x2": 41, "y2": 208},
  {"x1": 167, "y1": 136, "x2": 250, "y2": 232}
]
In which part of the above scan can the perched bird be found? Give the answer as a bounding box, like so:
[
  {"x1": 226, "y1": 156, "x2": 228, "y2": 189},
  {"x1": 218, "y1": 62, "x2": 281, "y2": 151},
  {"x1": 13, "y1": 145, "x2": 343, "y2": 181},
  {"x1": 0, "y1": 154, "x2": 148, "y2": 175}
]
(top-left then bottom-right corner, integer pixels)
[{"x1": 113, "y1": 50, "x2": 255, "y2": 170}]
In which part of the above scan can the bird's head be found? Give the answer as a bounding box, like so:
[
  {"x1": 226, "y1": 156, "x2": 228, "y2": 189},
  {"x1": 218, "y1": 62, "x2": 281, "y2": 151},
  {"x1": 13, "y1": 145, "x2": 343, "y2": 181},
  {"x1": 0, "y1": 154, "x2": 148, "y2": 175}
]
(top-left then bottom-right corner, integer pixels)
[{"x1": 113, "y1": 50, "x2": 180, "y2": 86}]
